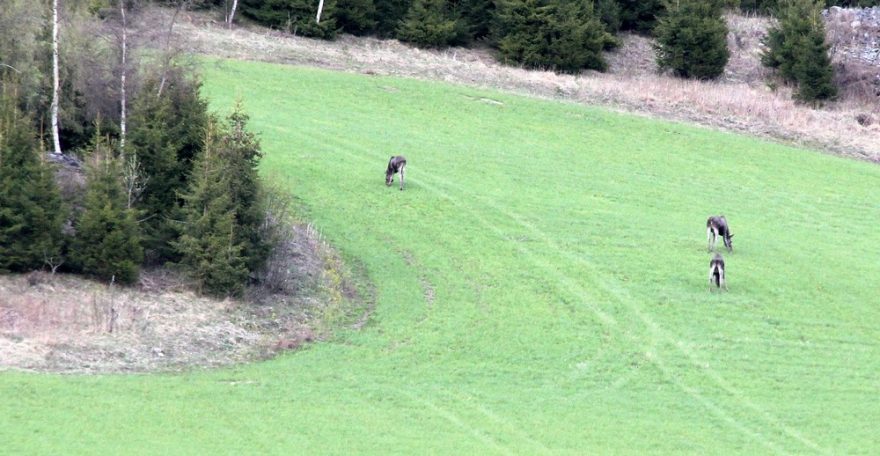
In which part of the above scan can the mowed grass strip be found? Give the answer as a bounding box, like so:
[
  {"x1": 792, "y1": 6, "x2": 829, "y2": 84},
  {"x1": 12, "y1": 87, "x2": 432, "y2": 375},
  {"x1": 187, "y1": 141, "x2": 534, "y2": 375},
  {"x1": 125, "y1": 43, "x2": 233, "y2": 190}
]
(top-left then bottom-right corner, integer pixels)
[{"x1": 2, "y1": 59, "x2": 879, "y2": 454}]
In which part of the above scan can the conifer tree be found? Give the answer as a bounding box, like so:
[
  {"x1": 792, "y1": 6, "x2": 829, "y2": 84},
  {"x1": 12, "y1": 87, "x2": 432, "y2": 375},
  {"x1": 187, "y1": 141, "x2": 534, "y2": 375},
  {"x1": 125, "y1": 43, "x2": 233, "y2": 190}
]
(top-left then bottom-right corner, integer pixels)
[
  {"x1": 458, "y1": 0, "x2": 494, "y2": 40},
  {"x1": 128, "y1": 74, "x2": 208, "y2": 261},
  {"x1": 596, "y1": 0, "x2": 623, "y2": 34},
  {"x1": 336, "y1": 0, "x2": 378, "y2": 35},
  {"x1": 0, "y1": 83, "x2": 66, "y2": 273},
  {"x1": 654, "y1": 0, "x2": 730, "y2": 80},
  {"x1": 494, "y1": 0, "x2": 614, "y2": 73},
  {"x1": 72, "y1": 135, "x2": 143, "y2": 284},
  {"x1": 397, "y1": 0, "x2": 463, "y2": 48},
  {"x1": 219, "y1": 101, "x2": 270, "y2": 274},
  {"x1": 375, "y1": 0, "x2": 413, "y2": 37},
  {"x1": 618, "y1": 0, "x2": 665, "y2": 33},
  {"x1": 762, "y1": 0, "x2": 837, "y2": 103},
  {"x1": 175, "y1": 118, "x2": 248, "y2": 297}
]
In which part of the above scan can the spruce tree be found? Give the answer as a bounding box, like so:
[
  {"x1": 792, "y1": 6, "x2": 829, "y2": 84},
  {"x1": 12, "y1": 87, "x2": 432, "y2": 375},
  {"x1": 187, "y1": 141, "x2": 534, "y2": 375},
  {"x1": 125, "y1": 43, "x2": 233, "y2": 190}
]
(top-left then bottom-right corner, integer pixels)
[
  {"x1": 128, "y1": 74, "x2": 208, "y2": 262},
  {"x1": 175, "y1": 118, "x2": 248, "y2": 297},
  {"x1": 458, "y1": 0, "x2": 494, "y2": 40},
  {"x1": 375, "y1": 0, "x2": 413, "y2": 37},
  {"x1": 762, "y1": 0, "x2": 837, "y2": 103},
  {"x1": 219, "y1": 101, "x2": 270, "y2": 275},
  {"x1": 336, "y1": 0, "x2": 378, "y2": 35},
  {"x1": 0, "y1": 83, "x2": 66, "y2": 273},
  {"x1": 596, "y1": 0, "x2": 623, "y2": 34},
  {"x1": 494, "y1": 0, "x2": 614, "y2": 73},
  {"x1": 397, "y1": 0, "x2": 463, "y2": 48},
  {"x1": 73, "y1": 135, "x2": 143, "y2": 284},
  {"x1": 654, "y1": 0, "x2": 730, "y2": 80},
  {"x1": 792, "y1": 31, "x2": 837, "y2": 102},
  {"x1": 618, "y1": 0, "x2": 665, "y2": 33}
]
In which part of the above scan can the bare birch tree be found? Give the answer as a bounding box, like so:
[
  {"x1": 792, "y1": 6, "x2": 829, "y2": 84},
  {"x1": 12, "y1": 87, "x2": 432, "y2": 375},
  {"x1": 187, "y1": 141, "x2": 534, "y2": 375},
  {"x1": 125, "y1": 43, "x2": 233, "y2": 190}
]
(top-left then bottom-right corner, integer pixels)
[
  {"x1": 227, "y1": 0, "x2": 239, "y2": 28},
  {"x1": 51, "y1": 0, "x2": 62, "y2": 155},
  {"x1": 119, "y1": 0, "x2": 128, "y2": 152},
  {"x1": 316, "y1": 0, "x2": 325, "y2": 23}
]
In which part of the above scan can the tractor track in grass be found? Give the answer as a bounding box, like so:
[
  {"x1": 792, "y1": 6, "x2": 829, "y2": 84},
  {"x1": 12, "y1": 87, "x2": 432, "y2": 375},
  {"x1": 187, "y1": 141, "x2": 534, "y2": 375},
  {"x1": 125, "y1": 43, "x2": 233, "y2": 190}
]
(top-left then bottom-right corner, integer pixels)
[
  {"x1": 313, "y1": 128, "x2": 825, "y2": 453},
  {"x1": 414, "y1": 167, "x2": 828, "y2": 455},
  {"x1": 320, "y1": 139, "x2": 784, "y2": 451}
]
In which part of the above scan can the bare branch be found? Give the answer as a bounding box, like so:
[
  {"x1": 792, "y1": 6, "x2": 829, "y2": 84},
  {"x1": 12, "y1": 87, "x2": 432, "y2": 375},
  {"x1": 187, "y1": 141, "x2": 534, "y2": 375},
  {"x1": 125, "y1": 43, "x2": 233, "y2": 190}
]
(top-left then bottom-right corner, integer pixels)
[{"x1": 0, "y1": 63, "x2": 22, "y2": 73}]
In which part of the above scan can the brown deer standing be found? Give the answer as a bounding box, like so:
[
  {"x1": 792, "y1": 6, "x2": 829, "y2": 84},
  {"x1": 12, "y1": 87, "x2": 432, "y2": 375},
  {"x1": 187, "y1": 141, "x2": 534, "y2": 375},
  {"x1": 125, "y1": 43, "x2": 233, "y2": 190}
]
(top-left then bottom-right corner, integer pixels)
[
  {"x1": 708, "y1": 253, "x2": 727, "y2": 291},
  {"x1": 706, "y1": 215, "x2": 734, "y2": 252},
  {"x1": 385, "y1": 155, "x2": 407, "y2": 191}
]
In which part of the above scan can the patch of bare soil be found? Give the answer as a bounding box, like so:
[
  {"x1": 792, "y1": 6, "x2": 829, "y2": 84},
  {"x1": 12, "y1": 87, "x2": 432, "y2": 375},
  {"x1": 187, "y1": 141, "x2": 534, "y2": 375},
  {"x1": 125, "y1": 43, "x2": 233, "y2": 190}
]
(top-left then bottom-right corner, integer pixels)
[
  {"x1": 137, "y1": 6, "x2": 878, "y2": 162},
  {"x1": 0, "y1": 223, "x2": 371, "y2": 374}
]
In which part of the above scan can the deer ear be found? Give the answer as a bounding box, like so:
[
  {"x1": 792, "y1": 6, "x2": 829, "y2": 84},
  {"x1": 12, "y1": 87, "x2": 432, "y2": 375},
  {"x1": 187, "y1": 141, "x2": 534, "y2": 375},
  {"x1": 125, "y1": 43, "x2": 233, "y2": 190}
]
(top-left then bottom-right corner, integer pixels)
[{"x1": 730, "y1": 234, "x2": 734, "y2": 238}]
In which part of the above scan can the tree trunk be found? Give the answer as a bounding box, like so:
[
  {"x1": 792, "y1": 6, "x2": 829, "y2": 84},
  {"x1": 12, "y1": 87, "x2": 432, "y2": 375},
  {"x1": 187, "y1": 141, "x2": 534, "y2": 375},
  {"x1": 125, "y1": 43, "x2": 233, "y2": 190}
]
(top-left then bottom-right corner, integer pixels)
[
  {"x1": 158, "y1": 1, "x2": 184, "y2": 98},
  {"x1": 227, "y1": 0, "x2": 238, "y2": 28},
  {"x1": 51, "y1": 0, "x2": 62, "y2": 155},
  {"x1": 119, "y1": 0, "x2": 127, "y2": 152},
  {"x1": 316, "y1": 0, "x2": 325, "y2": 23}
]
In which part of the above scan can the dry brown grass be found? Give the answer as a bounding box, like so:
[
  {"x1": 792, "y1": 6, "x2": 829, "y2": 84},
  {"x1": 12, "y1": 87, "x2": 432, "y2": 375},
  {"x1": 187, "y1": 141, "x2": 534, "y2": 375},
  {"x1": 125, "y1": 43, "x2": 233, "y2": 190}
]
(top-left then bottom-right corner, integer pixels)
[
  {"x1": 0, "y1": 220, "x2": 369, "y2": 374},
  {"x1": 138, "y1": 7, "x2": 878, "y2": 162}
]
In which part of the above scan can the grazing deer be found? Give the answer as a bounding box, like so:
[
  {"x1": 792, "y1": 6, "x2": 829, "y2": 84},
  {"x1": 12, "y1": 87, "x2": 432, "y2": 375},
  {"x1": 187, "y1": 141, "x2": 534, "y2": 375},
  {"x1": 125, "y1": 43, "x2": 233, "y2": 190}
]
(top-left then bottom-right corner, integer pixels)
[
  {"x1": 706, "y1": 215, "x2": 734, "y2": 252},
  {"x1": 708, "y1": 253, "x2": 727, "y2": 291},
  {"x1": 385, "y1": 155, "x2": 407, "y2": 191}
]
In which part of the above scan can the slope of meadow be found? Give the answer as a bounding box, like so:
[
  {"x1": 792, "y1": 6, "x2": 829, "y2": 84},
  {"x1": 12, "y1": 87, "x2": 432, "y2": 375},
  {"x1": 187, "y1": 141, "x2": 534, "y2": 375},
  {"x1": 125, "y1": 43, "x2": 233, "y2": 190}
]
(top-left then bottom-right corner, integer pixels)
[{"x1": 1, "y1": 60, "x2": 879, "y2": 454}]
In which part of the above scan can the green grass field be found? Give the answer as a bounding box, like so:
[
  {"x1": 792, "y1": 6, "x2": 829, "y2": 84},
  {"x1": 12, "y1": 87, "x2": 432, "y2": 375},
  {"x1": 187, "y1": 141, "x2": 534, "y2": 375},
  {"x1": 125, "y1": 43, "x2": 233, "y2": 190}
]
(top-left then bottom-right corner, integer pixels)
[{"x1": 2, "y1": 59, "x2": 879, "y2": 454}]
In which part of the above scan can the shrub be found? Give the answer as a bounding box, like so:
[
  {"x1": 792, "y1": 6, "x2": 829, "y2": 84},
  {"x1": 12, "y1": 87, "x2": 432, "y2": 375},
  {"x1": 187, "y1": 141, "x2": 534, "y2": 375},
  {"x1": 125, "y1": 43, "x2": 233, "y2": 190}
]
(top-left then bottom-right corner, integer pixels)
[{"x1": 654, "y1": 0, "x2": 730, "y2": 80}]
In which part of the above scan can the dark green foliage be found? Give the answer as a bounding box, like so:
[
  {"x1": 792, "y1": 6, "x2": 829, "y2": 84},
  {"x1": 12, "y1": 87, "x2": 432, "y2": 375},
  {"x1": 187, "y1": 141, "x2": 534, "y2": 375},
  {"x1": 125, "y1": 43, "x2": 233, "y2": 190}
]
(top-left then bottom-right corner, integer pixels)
[
  {"x1": 791, "y1": 25, "x2": 838, "y2": 102},
  {"x1": 618, "y1": 0, "x2": 665, "y2": 33},
  {"x1": 336, "y1": 0, "x2": 378, "y2": 35},
  {"x1": 762, "y1": 0, "x2": 837, "y2": 103},
  {"x1": 739, "y1": 0, "x2": 777, "y2": 12},
  {"x1": 375, "y1": 0, "x2": 413, "y2": 36},
  {"x1": 241, "y1": 0, "x2": 338, "y2": 39},
  {"x1": 175, "y1": 119, "x2": 249, "y2": 297},
  {"x1": 0, "y1": 85, "x2": 66, "y2": 273},
  {"x1": 654, "y1": 0, "x2": 730, "y2": 80},
  {"x1": 494, "y1": 0, "x2": 614, "y2": 73},
  {"x1": 176, "y1": 102, "x2": 268, "y2": 297},
  {"x1": 458, "y1": 0, "x2": 494, "y2": 40},
  {"x1": 596, "y1": 0, "x2": 623, "y2": 33},
  {"x1": 397, "y1": 0, "x2": 465, "y2": 48},
  {"x1": 128, "y1": 73, "x2": 208, "y2": 262},
  {"x1": 218, "y1": 102, "x2": 270, "y2": 274},
  {"x1": 72, "y1": 137, "x2": 143, "y2": 284}
]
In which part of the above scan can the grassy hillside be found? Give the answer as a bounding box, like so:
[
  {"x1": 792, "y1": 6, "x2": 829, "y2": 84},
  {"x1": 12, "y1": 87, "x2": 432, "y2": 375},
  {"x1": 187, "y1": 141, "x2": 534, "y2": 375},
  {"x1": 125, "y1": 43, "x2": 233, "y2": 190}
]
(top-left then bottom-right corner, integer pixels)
[{"x1": 2, "y1": 59, "x2": 879, "y2": 454}]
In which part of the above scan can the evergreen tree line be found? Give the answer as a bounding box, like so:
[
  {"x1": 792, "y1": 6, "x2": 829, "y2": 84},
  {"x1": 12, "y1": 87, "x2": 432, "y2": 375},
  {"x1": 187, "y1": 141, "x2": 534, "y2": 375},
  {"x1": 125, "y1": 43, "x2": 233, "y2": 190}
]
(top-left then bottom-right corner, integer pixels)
[
  {"x1": 0, "y1": 70, "x2": 272, "y2": 297},
  {"x1": 0, "y1": 1, "x2": 277, "y2": 296},
  {"x1": 219, "y1": 0, "x2": 844, "y2": 99}
]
